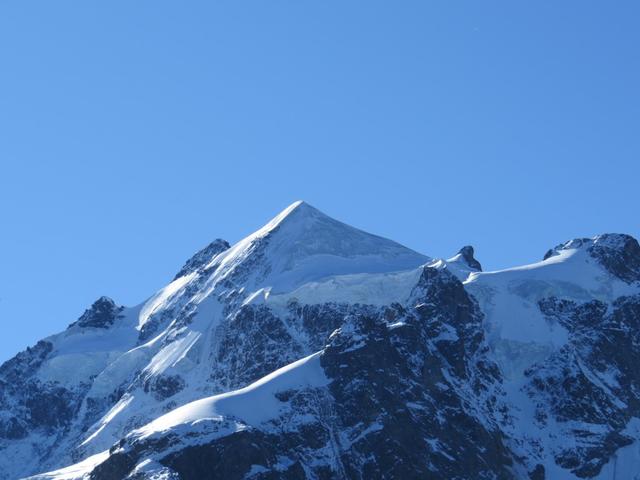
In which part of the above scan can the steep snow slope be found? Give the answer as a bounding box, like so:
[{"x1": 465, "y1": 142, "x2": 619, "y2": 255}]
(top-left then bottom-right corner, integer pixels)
[
  {"x1": 134, "y1": 351, "x2": 327, "y2": 439},
  {"x1": 27, "y1": 451, "x2": 110, "y2": 480},
  {"x1": 28, "y1": 353, "x2": 328, "y2": 480},
  {"x1": 177, "y1": 200, "x2": 429, "y2": 295}
]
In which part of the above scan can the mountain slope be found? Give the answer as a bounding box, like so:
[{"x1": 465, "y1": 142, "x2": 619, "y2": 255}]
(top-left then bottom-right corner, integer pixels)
[{"x1": 1, "y1": 202, "x2": 639, "y2": 479}]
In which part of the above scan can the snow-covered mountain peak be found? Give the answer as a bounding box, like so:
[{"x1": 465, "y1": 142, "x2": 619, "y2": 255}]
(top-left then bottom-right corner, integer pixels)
[
  {"x1": 6, "y1": 206, "x2": 640, "y2": 480},
  {"x1": 200, "y1": 201, "x2": 430, "y2": 295}
]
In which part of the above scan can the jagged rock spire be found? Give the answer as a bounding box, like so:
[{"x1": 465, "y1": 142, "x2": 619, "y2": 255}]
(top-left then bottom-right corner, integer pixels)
[{"x1": 457, "y1": 245, "x2": 482, "y2": 271}]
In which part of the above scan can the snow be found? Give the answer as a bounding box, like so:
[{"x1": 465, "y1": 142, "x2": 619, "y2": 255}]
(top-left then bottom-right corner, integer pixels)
[
  {"x1": 84, "y1": 345, "x2": 150, "y2": 398},
  {"x1": 464, "y1": 244, "x2": 640, "y2": 478},
  {"x1": 134, "y1": 351, "x2": 328, "y2": 438},
  {"x1": 35, "y1": 305, "x2": 141, "y2": 387},
  {"x1": 265, "y1": 266, "x2": 425, "y2": 309},
  {"x1": 442, "y1": 254, "x2": 477, "y2": 281},
  {"x1": 36, "y1": 351, "x2": 121, "y2": 386},
  {"x1": 80, "y1": 394, "x2": 134, "y2": 447},
  {"x1": 74, "y1": 299, "x2": 227, "y2": 454},
  {"x1": 467, "y1": 246, "x2": 635, "y2": 298},
  {"x1": 143, "y1": 330, "x2": 201, "y2": 377},
  {"x1": 138, "y1": 272, "x2": 196, "y2": 329},
  {"x1": 344, "y1": 422, "x2": 384, "y2": 446},
  {"x1": 426, "y1": 438, "x2": 455, "y2": 461},
  {"x1": 465, "y1": 246, "x2": 635, "y2": 376},
  {"x1": 200, "y1": 201, "x2": 429, "y2": 296},
  {"x1": 64, "y1": 199, "x2": 429, "y2": 456},
  {"x1": 25, "y1": 450, "x2": 110, "y2": 480},
  {"x1": 128, "y1": 459, "x2": 178, "y2": 479}
]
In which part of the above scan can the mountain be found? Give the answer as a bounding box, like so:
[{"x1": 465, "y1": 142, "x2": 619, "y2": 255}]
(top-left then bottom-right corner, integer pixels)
[{"x1": 1, "y1": 202, "x2": 639, "y2": 479}]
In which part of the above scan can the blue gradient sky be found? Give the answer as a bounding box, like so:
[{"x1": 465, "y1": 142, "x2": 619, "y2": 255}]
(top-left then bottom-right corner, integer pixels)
[{"x1": 1, "y1": 1, "x2": 639, "y2": 361}]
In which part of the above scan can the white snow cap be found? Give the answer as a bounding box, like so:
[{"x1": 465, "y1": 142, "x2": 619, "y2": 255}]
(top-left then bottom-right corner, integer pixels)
[{"x1": 201, "y1": 200, "x2": 430, "y2": 294}]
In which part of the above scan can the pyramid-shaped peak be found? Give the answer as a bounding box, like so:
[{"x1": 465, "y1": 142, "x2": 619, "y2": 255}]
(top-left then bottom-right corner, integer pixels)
[
  {"x1": 258, "y1": 200, "x2": 327, "y2": 234},
  {"x1": 208, "y1": 201, "x2": 430, "y2": 293},
  {"x1": 274, "y1": 199, "x2": 307, "y2": 220},
  {"x1": 260, "y1": 201, "x2": 415, "y2": 259},
  {"x1": 284, "y1": 199, "x2": 309, "y2": 212}
]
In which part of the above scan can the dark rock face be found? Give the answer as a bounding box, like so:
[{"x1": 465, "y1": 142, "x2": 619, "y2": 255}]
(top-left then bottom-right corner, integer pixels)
[
  {"x1": 0, "y1": 416, "x2": 27, "y2": 440},
  {"x1": 26, "y1": 385, "x2": 77, "y2": 429},
  {"x1": 210, "y1": 302, "x2": 379, "y2": 391},
  {"x1": 70, "y1": 296, "x2": 123, "y2": 329},
  {"x1": 144, "y1": 374, "x2": 186, "y2": 401},
  {"x1": 587, "y1": 234, "x2": 640, "y2": 284},
  {"x1": 161, "y1": 431, "x2": 311, "y2": 480},
  {"x1": 82, "y1": 386, "x2": 128, "y2": 435},
  {"x1": 174, "y1": 239, "x2": 230, "y2": 280},
  {"x1": 0, "y1": 341, "x2": 84, "y2": 461},
  {"x1": 0, "y1": 379, "x2": 80, "y2": 434},
  {"x1": 210, "y1": 305, "x2": 307, "y2": 389},
  {"x1": 285, "y1": 301, "x2": 369, "y2": 353},
  {"x1": 137, "y1": 306, "x2": 177, "y2": 343},
  {"x1": 89, "y1": 441, "x2": 139, "y2": 480},
  {"x1": 321, "y1": 311, "x2": 511, "y2": 479},
  {"x1": 457, "y1": 245, "x2": 482, "y2": 271},
  {"x1": 0, "y1": 340, "x2": 52, "y2": 384},
  {"x1": 0, "y1": 340, "x2": 57, "y2": 440},
  {"x1": 528, "y1": 294, "x2": 640, "y2": 477}
]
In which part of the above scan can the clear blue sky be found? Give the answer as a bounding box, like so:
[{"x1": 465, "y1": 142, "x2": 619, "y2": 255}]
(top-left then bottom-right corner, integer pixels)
[{"x1": 1, "y1": 1, "x2": 638, "y2": 362}]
